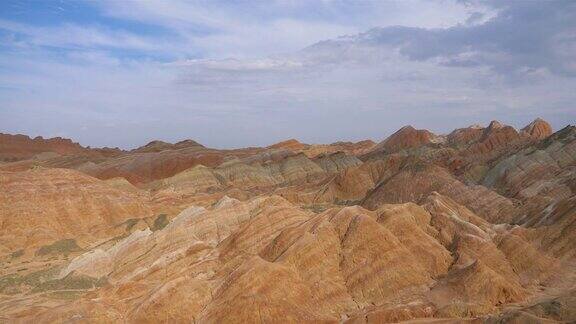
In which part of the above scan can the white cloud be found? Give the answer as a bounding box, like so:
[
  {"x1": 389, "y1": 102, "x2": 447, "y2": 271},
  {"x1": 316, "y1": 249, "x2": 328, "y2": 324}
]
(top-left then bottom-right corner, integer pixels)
[
  {"x1": 91, "y1": 0, "x2": 478, "y2": 58},
  {"x1": 170, "y1": 57, "x2": 304, "y2": 72},
  {"x1": 0, "y1": 19, "x2": 163, "y2": 52},
  {"x1": 0, "y1": 0, "x2": 574, "y2": 149}
]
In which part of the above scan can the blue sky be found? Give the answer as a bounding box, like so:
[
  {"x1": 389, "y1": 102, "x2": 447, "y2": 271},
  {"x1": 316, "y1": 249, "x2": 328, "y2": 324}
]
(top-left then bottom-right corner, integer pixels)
[{"x1": 0, "y1": 0, "x2": 575, "y2": 149}]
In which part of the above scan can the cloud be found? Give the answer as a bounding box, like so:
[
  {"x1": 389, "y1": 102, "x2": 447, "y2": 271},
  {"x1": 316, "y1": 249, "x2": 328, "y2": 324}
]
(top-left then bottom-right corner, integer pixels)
[
  {"x1": 171, "y1": 58, "x2": 304, "y2": 72},
  {"x1": 90, "y1": 0, "x2": 477, "y2": 58},
  {"x1": 304, "y1": 1, "x2": 576, "y2": 77},
  {"x1": 0, "y1": 0, "x2": 574, "y2": 149},
  {"x1": 0, "y1": 19, "x2": 164, "y2": 52}
]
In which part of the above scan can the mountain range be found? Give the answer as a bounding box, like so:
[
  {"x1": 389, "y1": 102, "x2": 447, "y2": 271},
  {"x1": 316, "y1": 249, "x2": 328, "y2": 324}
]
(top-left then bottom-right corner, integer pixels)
[{"x1": 1, "y1": 118, "x2": 575, "y2": 323}]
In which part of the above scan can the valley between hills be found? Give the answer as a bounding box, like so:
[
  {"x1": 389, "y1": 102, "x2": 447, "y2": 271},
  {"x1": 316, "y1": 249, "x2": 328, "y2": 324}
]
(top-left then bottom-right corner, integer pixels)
[{"x1": 1, "y1": 118, "x2": 575, "y2": 323}]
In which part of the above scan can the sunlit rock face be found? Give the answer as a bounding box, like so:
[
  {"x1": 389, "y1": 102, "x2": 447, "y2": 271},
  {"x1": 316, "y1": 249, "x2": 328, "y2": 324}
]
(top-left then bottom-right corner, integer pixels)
[
  {"x1": 521, "y1": 118, "x2": 553, "y2": 140},
  {"x1": 371, "y1": 125, "x2": 440, "y2": 154},
  {"x1": 1, "y1": 119, "x2": 575, "y2": 323},
  {"x1": 0, "y1": 133, "x2": 86, "y2": 162},
  {"x1": 0, "y1": 168, "x2": 153, "y2": 254}
]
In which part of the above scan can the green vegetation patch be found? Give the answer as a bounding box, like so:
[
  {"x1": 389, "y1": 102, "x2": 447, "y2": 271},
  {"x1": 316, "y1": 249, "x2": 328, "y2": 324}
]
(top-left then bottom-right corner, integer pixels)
[
  {"x1": 36, "y1": 239, "x2": 82, "y2": 256},
  {"x1": 10, "y1": 249, "x2": 24, "y2": 259},
  {"x1": 123, "y1": 218, "x2": 140, "y2": 232},
  {"x1": 302, "y1": 204, "x2": 328, "y2": 213},
  {"x1": 0, "y1": 274, "x2": 21, "y2": 294},
  {"x1": 0, "y1": 266, "x2": 60, "y2": 295},
  {"x1": 45, "y1": 290, "x2": 85, "y2": 300},
  {"x1": 32, "y1": 274, "x2": 107, "y2": 293},
  {"x1": 408, "y1": 160, "x2": 429, "y2": 172},
  {"x1": 335, "y1": 199, "x2": 361, "y2": 206},
  {"x1": 151, "y1": 214, "x2": 169, "y2": 231},
  {"x1": 0, "y1": 267, "x2": 107, "y2": 296}
]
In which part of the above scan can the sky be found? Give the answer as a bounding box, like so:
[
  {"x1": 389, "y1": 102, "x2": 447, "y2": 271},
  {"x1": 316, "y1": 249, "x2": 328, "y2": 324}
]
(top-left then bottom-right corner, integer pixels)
[{"x1": 0, "y1": 0, "x2": 575, "y2": 149}]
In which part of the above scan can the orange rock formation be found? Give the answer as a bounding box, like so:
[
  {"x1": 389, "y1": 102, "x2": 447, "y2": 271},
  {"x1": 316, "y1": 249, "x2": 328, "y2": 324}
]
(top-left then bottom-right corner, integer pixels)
[{"x1": 1, "y1": 118, "x2": 575, "y2": 323}]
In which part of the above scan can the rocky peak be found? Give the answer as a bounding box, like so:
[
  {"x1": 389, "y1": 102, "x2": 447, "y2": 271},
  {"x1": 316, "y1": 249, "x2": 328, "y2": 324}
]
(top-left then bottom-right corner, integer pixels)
[
  {"x1": 374, "y1": 125, "x2": 436, "y2": 153},
  {"x1": 0, "y1": 133, "x2": 86, "y2": 162},
  {"x1": 132, "y1": 140, "x2": 173, "y2": 153},
  {"x1": 487, "y1": 120, "x2": 503, "y2": 130},
  {"x1": 399, "y1": 125, "x2": 417, "y2": 132},
  {"x1": 268, "y1": 139, "x2": 307, "y2": 151},
  {"x1": 174, "y1": 139, "x2": 205, "y2": 149},
  {"x1": 143, "y1": 140, "x2": 170, "y2": 147},
  {"x1": 133, "y1": 139, "x2": 204, "y2": 153},
  {"x1": 447, "y1": 125, "x2": 485, "y2": 146},
  {"x1": 481, "y1": 120, "x2": 518, "y2": 142},
  {"x1": 521, "y1": 118, "x2": 553, "y2": 140}
]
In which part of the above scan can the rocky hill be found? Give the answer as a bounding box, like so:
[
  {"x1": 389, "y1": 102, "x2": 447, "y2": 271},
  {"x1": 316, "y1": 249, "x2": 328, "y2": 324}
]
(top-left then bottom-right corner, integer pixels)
[{"x1": 1, "y1": 118, "x2": 575, "y2": 323}]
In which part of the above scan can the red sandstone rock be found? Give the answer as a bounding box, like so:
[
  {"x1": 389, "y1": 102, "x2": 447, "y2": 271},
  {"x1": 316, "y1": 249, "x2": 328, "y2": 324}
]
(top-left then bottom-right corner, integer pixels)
[
  {"x1": 521, "y1": 118, "x2": 553, "y2": 140},
  {"x1": 372, "y1": 125, "x2": 440, "y2": 153}
]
